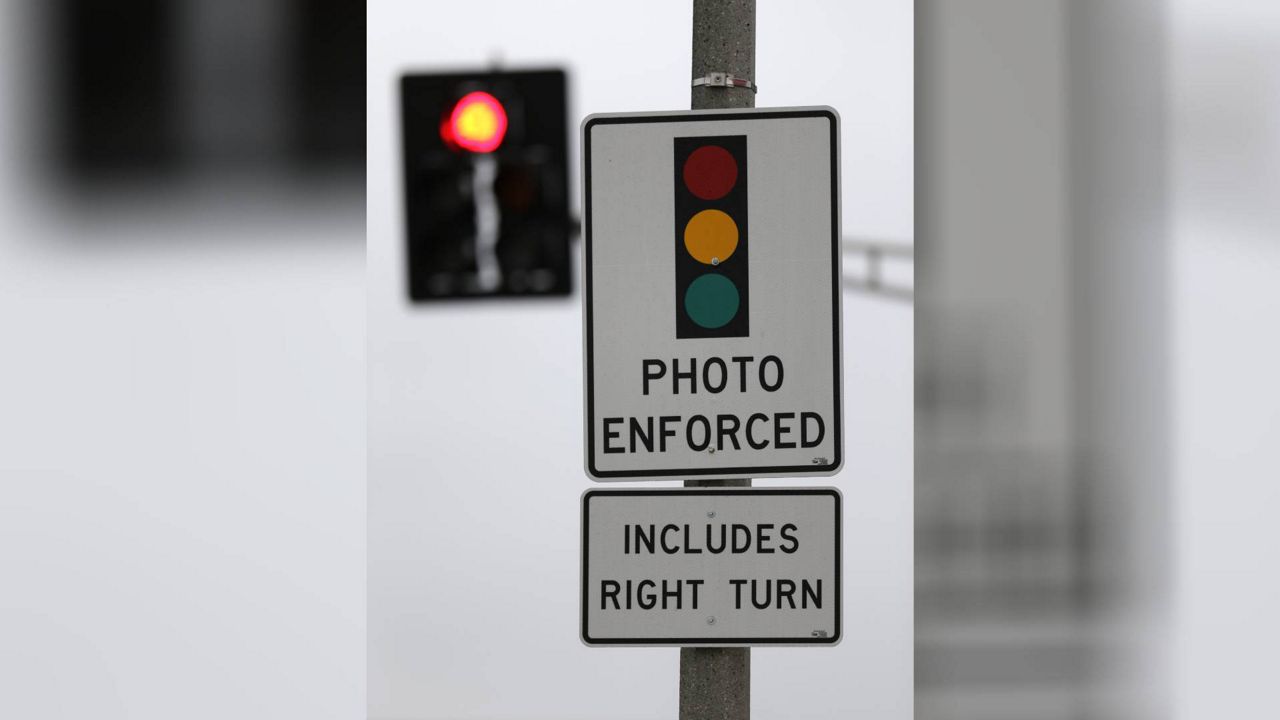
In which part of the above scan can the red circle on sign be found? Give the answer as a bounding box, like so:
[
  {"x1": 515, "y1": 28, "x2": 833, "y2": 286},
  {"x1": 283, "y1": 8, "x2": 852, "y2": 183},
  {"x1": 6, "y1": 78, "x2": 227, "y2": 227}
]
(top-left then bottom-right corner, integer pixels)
[{"x1": 682, "y1": 145, "x2": 738, "y2": 200}]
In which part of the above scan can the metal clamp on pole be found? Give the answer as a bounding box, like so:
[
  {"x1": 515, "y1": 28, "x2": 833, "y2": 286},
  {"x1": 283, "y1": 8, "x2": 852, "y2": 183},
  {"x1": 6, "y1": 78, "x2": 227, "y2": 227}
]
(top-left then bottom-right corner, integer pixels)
[{"x1": 692, "y1": 72, "x2": 758, "y2": 93}]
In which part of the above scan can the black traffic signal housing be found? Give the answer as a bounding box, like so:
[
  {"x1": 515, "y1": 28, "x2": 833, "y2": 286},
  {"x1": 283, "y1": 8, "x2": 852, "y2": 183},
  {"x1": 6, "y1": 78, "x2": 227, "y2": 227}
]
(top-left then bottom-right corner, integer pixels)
[
  {"x1": 674, "y1": 135, "x2": 749, "y2": 338},
  {"x1": 400, "y1": 69, "x2": 571, "y2": 301}
]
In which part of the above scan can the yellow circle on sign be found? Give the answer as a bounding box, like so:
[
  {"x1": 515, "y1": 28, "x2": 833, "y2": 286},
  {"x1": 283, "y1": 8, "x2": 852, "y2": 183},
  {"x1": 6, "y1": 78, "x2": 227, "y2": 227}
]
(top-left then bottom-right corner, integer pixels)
[{"x1": 683, "y1": 209, "x2": 739, "y2": 265}]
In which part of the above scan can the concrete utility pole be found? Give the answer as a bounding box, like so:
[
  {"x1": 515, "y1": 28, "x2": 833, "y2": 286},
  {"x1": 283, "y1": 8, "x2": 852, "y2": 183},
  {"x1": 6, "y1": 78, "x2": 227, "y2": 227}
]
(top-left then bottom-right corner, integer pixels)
[{"x1": 682, "y1": 2, "x2": 755, "y2": 718}]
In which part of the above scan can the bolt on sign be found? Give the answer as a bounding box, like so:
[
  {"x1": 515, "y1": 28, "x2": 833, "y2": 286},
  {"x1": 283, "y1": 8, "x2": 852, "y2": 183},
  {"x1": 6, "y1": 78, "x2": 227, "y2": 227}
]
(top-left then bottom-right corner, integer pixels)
[
  {"x1": 581, "y1": 488, "x2": 841, "y2": 646},
  {"x1": 582, "y1": 108, "x2": 843, "y2": 481}
]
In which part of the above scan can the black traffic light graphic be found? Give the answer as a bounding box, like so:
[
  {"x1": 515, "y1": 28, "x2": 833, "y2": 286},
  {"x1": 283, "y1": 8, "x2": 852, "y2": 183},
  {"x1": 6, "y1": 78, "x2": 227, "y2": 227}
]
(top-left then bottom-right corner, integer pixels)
[
  {"x1": 674, "y1": 136, "x2": 749, "y2": 338},
  {"x1": 401, "y1": 69, "x2": 571, "y2": 301}
]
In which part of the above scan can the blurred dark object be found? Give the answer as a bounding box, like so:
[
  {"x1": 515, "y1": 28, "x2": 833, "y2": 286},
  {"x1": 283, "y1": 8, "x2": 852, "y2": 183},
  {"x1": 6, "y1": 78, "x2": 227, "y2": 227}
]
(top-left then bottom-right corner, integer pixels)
[
  {"x1": 58, "y1": 0, "x2": 177, "y2": 175},
  {"x1": 401, "y1": 69, "x2": 571, "y2": 301},
  {"x1": 51, "y1": 0, "x2": 364, "y2": 181},
  {"x1": 295, "y1": 0, "x2": 366, "y2": 166}
]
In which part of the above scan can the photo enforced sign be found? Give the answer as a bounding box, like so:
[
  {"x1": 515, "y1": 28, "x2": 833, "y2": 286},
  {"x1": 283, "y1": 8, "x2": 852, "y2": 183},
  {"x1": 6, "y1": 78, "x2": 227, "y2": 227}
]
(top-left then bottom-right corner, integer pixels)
[
  {"x1": 580, "y1": 488, "x2": 841, "y2": 646},
  {"x1": 583, "y1": 108, "x2": 842, "y2": 481}
]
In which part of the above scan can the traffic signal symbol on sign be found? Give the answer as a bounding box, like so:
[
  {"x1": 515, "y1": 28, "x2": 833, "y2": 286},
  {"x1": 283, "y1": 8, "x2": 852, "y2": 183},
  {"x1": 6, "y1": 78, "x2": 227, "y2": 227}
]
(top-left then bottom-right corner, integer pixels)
[{"x1": 674, "y1": 135, "x2": 749, "y2": 338}]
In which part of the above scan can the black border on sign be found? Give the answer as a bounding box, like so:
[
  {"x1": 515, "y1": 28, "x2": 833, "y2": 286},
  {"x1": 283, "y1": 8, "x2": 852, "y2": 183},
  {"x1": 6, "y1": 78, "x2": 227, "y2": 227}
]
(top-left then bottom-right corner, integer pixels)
[
  {"x1": 583, "y1": 109, "x2": 842, "y2": 480},
  {"x1": 580, "y1": 488, "x2": 842, "y2": 646}
]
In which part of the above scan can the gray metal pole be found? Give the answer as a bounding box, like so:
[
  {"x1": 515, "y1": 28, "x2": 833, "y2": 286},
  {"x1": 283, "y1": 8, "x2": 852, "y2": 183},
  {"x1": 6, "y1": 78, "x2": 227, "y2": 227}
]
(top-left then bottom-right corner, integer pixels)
[
  {"x1": 690, "y1": 0, "x2": 756, "y2": 111},
  {"x1": 682, "y1": 2, "x2": 755, "y2": 718}
]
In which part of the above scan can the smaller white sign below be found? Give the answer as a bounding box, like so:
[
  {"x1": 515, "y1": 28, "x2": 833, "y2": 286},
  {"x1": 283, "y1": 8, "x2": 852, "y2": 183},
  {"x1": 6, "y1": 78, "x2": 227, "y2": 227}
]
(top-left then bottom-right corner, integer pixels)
[{"x1": 581, "y1": 488, "x2": 841, "y2": 646}]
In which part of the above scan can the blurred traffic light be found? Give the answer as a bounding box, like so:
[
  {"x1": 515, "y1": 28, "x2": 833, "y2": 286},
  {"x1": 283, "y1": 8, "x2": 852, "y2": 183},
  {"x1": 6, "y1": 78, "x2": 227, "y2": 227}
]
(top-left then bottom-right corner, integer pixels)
[
  {"x1": 401, "y1": 69, "x2": 571, "y2": 301},
  {"x1": 674, "y1": 136, "x2": 749, "y2": 337}
]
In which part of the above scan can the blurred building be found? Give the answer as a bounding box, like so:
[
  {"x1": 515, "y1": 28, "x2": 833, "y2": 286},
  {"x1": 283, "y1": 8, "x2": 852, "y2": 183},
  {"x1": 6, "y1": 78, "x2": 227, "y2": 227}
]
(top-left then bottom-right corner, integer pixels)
[
  {"x1": 36, "y1": 0, "x2": 363, "y2": 189},
  {"x1": 916, "y1": 2, "x2": 1168, "y2": 718}
]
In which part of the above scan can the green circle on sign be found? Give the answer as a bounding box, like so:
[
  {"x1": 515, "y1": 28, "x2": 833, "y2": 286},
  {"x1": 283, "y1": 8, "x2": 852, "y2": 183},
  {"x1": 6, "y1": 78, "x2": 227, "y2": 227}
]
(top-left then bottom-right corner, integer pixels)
[{"x1": 684, "y1": 274, "x2": 740, "y2": 329}]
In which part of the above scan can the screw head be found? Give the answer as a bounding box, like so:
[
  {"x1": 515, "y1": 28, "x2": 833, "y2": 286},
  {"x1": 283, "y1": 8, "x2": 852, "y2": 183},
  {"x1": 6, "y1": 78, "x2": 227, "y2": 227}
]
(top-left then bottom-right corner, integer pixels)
[
  {"x1": 706, "y1": 616, "x2": 716, "y2": 625},
  {"x1": 707, "y1": 511, "x2": 716, "y2": 518}
]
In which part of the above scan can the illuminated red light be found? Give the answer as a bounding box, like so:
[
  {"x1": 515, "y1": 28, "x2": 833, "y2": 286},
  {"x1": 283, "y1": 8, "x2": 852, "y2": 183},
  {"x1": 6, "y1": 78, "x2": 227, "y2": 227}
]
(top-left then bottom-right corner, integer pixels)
[{"x1": 442, "y1": 91, "x2": 508, "y2": 153}]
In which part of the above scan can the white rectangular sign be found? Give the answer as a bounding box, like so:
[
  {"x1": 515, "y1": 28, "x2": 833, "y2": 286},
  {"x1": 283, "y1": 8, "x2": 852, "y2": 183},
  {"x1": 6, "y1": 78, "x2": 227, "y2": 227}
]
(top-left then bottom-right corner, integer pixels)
[
  {"x1": 580, "y1": 488, "x2": 842, "y2": 646},
  {"x1": 583, "y1": 108, "x2": 843, "y2": 481}
]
